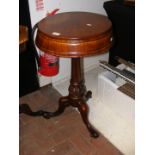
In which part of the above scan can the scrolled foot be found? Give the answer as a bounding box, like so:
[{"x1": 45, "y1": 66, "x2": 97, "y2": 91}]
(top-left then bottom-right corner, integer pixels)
[
  {"x1": 40, "y1": 111, "x2": 54, "y2": 119},
  {"x1": 20, "y1": 96, "x2": 69, "y2": 119},
  {"x1": 41, "y1": 96, "x2": 70, "y2": 119},
  {"x1": 20, "y1": 104, "x2": 44, "y2": 116},
  {"x1": 88, "y1": 125, "x2": 99, "y2": 138},
  {"x1": 78, "y1": 100, "x2": 99, "y2": 138}
]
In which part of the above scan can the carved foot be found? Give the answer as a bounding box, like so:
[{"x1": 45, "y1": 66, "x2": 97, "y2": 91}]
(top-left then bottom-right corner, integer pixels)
[
  {"x1": 20, "y1": 96, "x2": 69, "y2": 119},
  {"x1": 20, "y1": 104, "x2": 44, "y2": 116},
  {"x1": 78, "y1": 100, "x2": 99, "y2": 138},
  {"x1": 41, "y1": 96, "x2": 70, "y2": 119}
]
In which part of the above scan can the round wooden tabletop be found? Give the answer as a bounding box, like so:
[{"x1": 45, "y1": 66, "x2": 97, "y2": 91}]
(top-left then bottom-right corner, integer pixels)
[{"x1": 36, "y1": 12, "x2": 112, "y2": 58}]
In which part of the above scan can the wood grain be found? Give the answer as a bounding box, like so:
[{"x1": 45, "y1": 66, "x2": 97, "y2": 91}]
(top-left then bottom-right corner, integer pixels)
[
  {"x1": 36, "y1": 12, "x2": 112, "y2": 58},
  {"x1": 19, "y1": 25, "x2": 28, "y2": 45},
  {"x1": 34, "y1": 12, "x2": 113, "y2": 138}
]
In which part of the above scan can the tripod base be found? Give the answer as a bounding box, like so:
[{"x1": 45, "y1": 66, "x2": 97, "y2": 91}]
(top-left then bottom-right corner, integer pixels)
[{"x1": 20, "y1": 58, "x2": 99, "y2": 138}]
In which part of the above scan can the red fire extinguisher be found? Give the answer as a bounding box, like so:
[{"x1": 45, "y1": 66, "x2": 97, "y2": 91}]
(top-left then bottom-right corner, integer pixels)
[
  {"x1": 32, "y1": 9, "x2": 60, "y2": 77},
  {"x1": 38, "y1": 51, "x2": 59, "y2": 76}
]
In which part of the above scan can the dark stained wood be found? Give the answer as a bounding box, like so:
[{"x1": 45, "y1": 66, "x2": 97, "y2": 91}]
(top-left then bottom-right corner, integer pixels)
[
  {"x1": 27, "y1": 12, "x2": 113, "y2": 138},
  {"x1": 36, "y1": 12, "x2": 112, "y2": 58},
  {"x1": 37, "y1": 12, "x2": 112, "y2": 40}
]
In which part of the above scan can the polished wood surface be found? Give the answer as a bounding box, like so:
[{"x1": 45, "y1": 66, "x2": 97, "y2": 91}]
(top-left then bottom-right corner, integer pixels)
[
  {"x1": 34, "y1": 12, "x2": 112, "y2": 138},
  {"x1": 36, "y1": 12, "x2": 112, "y2": 57},
  {"x1": 19, "y1": 25, "x2": 28, "y2": 45},
  {"x1": 19, "y1": 25, "x2": 28, "y2": 53}
]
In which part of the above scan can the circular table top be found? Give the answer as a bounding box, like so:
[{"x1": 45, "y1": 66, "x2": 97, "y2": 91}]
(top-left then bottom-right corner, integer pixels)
[{"x1": 36, "y1": 12, "x2": 112, "y2": 58}]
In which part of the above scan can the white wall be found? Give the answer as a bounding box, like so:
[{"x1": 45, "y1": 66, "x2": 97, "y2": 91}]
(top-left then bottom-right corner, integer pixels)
[
  {"x1": 28, "y1": 0, "x2": 109, "y2": 86},
  {"x1": 45, "y1": 0, "x2": 108, "y2": 16}
]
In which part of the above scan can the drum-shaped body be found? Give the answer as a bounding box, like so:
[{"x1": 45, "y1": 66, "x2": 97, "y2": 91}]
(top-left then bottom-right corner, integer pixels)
[{"x1": 36, "y1": 12, "x2": 112, "y2": 58}]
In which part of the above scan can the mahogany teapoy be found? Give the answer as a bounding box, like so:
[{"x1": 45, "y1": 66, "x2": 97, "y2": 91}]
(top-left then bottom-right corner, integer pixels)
[{"x1": 23, "y1": 12, "x2": 113, "y2": 138}]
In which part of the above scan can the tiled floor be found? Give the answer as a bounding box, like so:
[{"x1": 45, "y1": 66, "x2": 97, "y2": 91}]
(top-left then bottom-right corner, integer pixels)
[{"x1": 19, "y1": 84, "x2": 123, "y2": 155}]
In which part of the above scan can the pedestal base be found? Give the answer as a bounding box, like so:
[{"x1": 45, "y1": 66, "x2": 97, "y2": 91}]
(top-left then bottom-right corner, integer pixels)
[{"x1": 20, "y1": 58, "x2": 99, "y2": 138}]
